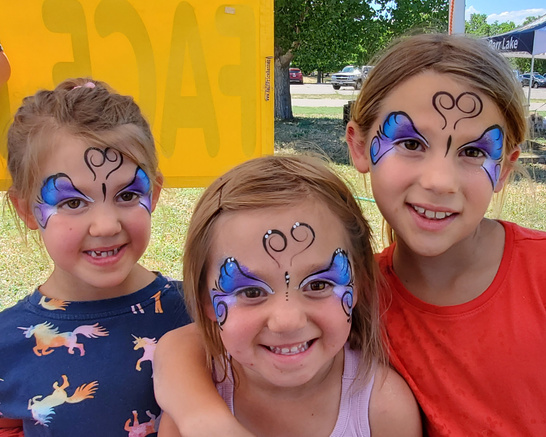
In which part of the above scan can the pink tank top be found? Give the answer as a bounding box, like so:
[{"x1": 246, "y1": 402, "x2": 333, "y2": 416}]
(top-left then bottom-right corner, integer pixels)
[{"x1": 215, "y1": 343, "x2": 375, "y2": 436}]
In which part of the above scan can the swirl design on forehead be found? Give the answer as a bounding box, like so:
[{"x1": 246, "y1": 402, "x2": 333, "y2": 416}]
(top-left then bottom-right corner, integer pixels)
[
  {"x1": 433, "y1": 91, "x2": 483, "y2": 130},
  {"x1": 84, "y1": 147, "x2": 123, "y2": 181},
  {"x1": 262, "y1": 222, "x2": 315, "y2": 267}
]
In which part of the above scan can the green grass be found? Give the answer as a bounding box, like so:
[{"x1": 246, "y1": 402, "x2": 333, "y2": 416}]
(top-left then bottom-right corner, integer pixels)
[
  {"x1": 291, "y1": 106, "x2": 344, "y2": 117},
  {"x1": 1, "y1": 108, "x2": 546, "y2": 310}
]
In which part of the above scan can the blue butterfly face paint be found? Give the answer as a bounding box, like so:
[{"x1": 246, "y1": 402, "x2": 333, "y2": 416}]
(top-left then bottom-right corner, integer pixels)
[
  {"x1": 210, "y1": 257, "x2": 274, "y2": 328},
  {"x1": 33, "y1": 147, "x2": 154, "y2": 229},
  {"x1": 119, "y1": 167, "x2": 153, "y2": 213},
  {"x1": 370, "y1": 112, "x2": 427, "y2": 165},
  {"x1": 299, "y1": 249, "x2": 354, "y2": 322},
  {"x1": 458, "y1": 125, "x2": 504, "y2": 189},
  {"x1": 34, "y1": 173, "x2": 93, "y2": 229}
]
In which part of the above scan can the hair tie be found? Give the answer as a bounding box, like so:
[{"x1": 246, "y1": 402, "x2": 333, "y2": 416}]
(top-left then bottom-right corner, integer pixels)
[{"x1": 72, "y1": 82, "x2": 95, "y2": 90}]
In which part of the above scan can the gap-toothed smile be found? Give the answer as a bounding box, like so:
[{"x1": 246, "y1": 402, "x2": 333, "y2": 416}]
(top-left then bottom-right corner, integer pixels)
[{"x1": 86, "y1": 247, "x2": 121, "y2": 258}]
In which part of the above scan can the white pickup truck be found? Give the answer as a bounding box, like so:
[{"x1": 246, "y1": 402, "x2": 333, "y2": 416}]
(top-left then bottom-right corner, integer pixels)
[{"x1": 330, "y1": 65, "x2": 373, "y2": 90}]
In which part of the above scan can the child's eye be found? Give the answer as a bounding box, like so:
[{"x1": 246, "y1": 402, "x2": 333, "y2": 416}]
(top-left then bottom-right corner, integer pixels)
[
  {"x1": 235, "y1": 287, "x2": 267, "y2": 302},
  {"x1": 58, "y1": 198, "x2": 86, "y2": 210},
  {"x1": 396, "y1": 139, "x2": 423, "y2": 152},
  {"x1": 403, "y1": 139, "x2": 422, "y2": 151},
  {"x1": 460, "y1": 147, "x2": 485, "y2": 159},
  {"x1": 117, "y1": 191, "x2": 139, "y2": 203},
  {"x1": 302, "y1": 280, "x2": 333, "y2": 296}
]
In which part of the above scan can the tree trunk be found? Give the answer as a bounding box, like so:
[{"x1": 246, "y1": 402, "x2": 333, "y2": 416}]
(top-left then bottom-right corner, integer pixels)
[
  {"x1": 317, "y1": 71, "x2": 323, "y2": 84},
  {"x1": 274, "y1": 49, "x2": 294, "y2": 120}
]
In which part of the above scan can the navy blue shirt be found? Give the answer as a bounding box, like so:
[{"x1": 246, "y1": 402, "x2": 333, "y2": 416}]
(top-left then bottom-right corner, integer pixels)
[{"x1": 0, "y1": 273, "x2": 190, "y2": 436}]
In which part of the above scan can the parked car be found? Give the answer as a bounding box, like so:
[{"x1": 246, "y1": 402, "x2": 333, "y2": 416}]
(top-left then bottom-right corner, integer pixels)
[
  {"x1": 289, "y1": 68, "x2": 303, "y2": 84},
  {"x1": 520, "y1": 72, "x2": 546, "y2": 88},
  {"x1": 330, "y1": 65, "x2": 364, "y2": 90}
]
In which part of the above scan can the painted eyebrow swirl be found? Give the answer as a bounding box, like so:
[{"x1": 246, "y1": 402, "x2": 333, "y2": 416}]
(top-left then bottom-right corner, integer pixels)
[
  {"x1": 262, "y1": 222, "x2": 315, "y2": 268},
  {"x1": 210, "y1": 257, "x2": 274, "y2": 328},
  {"x1": 433, "y1": 91, "x2": 483, "y2": 130},
  {"x1": 33, "y1": 173, "x2": 93, "y2": 228},
  {"x1": 299, "y1": 248, "x2": 354, "y2": 322}
]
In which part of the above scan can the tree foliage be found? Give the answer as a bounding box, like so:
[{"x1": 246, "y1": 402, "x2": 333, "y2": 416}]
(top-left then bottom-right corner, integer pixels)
[{"x1": 274, "y1": 0, "x2": 449, "y2": 119}]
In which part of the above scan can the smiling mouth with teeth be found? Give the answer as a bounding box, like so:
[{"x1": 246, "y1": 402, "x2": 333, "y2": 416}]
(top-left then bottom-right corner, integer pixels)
[
  {"x1": 412, "y1": 205, "x2": 454, "y2": 220},
  {"x1": 267, "y1": 341, "x2": 311, "y2": 356},
  {"x1": 86, "y1": 247, "x2": 120, "y2": 258}
]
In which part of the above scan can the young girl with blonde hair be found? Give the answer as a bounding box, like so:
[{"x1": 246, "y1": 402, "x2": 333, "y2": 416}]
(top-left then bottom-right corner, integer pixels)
[
  {"x1": 0, "y1": 78, "x2": 190, "y2": 436},
  {"x1": 155, "y1": 155, "x2": 421, "y2": 436}
]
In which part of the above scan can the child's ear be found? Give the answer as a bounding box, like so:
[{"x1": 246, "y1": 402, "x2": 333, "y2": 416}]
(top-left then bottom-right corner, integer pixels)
[
  {"x1": 346, "y1": 121, "x2": 370, "y2": 174},
  {"x1": 204, "y1": 298, "x2": 218, "y2": 322},
  {"x1": 9, "y1": 191, "x2": 39, "y2": 230},
  {"x1": 150, "y1": 173, "x2": 164, "y2": 212},
  {"x1": 494, "y1": 146, "x2": 520, "y2": 193}
]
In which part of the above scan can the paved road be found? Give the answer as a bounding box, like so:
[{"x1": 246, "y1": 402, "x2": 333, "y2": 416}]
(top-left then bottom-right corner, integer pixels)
[{"x1": 291, "y1": 83, "x2": 546, "y2": 112}]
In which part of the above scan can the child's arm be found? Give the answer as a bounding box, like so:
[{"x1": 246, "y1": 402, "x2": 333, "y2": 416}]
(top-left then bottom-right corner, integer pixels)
[
  {"x1": 0, "y1": 418, "x2": 24, "y2": 437},
  {"x1": 154, "y1": 324, "x2": 255, "y2": 437},
  {"x1": 157, "y1": 412, "x2": 182, "y2": 437},
  {"x1": 368, "y1": 365, "x2": 422, "y2": 436}
]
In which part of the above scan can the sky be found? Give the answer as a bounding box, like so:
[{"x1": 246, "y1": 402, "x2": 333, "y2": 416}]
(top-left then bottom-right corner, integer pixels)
[{"x1": 464, "y1": 0, "x2": 546, "y2": 26}]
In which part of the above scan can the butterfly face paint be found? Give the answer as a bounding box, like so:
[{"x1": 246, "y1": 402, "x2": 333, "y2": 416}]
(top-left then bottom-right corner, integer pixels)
[
  {"x1": 370, "y1": 90, "x2": 505, "y2": 189},
  {"x1": 34, "y1": 174, "x2": 93, "y2": 229},
  {"x1": 370, "y1": 112, "x2": 427, "y2": 165},
  {"x1": 299, "y1": 248, "x2": 354, "y2": 322},
  {"x1": 33, "y1": 147, "x2": 153, "y2": 228},
  {"x1": 209, "y1": 257, "x2": 274, "y2": 328},
  {"x1": 120, "y1": 167, "x2": 153, "y2": 213},
  {"x1": 459, "y1": 125, "x2": 504, "y2": 189}
]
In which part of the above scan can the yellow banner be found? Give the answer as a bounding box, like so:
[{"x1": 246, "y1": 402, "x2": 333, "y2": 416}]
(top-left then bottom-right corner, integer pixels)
[{"x1": 0, "y1": 0, "x2": 274, "y2": 189}]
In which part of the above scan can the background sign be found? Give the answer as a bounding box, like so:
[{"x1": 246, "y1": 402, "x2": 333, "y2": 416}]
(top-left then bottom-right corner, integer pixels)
[{"x1": 0, "y1": 0, "x2": 274, "y2": 189}]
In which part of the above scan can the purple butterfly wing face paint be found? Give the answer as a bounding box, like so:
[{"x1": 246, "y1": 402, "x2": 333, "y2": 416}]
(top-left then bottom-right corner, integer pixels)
[
  {"x1": 120, "y1": 167, "x2": 153, "y2": 213},
  {"x1": 210, "y1": 257, "x2": 274, "y2": 328},
  {"x1": 459, "y1": 125, "x2": 504, "y2": 189},
  {"x1": 299, "y1": 248, "x2": 354, "y2": 322},
  {"x1": 34, "y1": 173, "x2": 93, "y2": 229},
  {"x1": 370, "y1": 112, "x2": 426, "y2": 165}
]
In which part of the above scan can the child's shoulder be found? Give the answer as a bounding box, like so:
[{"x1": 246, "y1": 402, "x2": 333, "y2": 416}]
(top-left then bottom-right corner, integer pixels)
[
  {"x1": 368, "y1": 365, "x2": 422, "y2": 436},
  {"x1": 502, "y1": 220, "x2": 546, "y2": 242}
]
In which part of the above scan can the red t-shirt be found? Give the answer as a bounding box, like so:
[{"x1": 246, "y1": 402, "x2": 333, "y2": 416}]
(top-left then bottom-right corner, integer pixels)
[{"x1": 378, "y1": 221, "x2": 546, "y2": 436}]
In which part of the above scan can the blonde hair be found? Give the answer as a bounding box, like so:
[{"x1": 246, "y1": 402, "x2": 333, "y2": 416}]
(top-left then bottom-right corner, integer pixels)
[
  {"x1": 183, "y1": 155, "x2": 386, "y2": 380},
  {"x1": 7, "y1": 77, "x2": 157, "y2": 212},
  {"x1": 350, "y1": 33, "x2": 528, "y2": 243}
]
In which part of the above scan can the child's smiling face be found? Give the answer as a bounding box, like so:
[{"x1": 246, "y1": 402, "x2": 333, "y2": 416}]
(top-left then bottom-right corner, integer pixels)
[
  {"x1": 31, "y1": 131, "x2": 159, "y2": 300},
  {"x1": 350, "y1": 71, "x2": 518, "y2": 258},
  {"x1": 205, "y1": 200, "x2": 354, "y2": 390}
]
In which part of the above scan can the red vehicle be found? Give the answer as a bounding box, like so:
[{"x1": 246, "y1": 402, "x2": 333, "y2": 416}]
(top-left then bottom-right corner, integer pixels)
[{"x1": 289, "y1": 68, "x2": 303, "y2": 84}]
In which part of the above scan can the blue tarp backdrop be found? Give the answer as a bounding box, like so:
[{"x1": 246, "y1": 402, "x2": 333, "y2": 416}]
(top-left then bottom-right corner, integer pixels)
[
  {"x1": 486, "y1": 15, "x2": 546, "y2": 107},
  {"x1": 486, "y1": 15, "x2": 546, "y2": 59}
]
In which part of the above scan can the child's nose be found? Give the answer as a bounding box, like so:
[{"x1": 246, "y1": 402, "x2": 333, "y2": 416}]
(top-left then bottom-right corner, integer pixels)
[
  {"x1": 266, "y1": 297, "x2": 307, "y2": 333},
  {"x1": 88, "y1": 205, "x2": 122, "y2": 237},
  {"x1": 419, "y1": 154, "x2": 459, "y2": 194}
]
